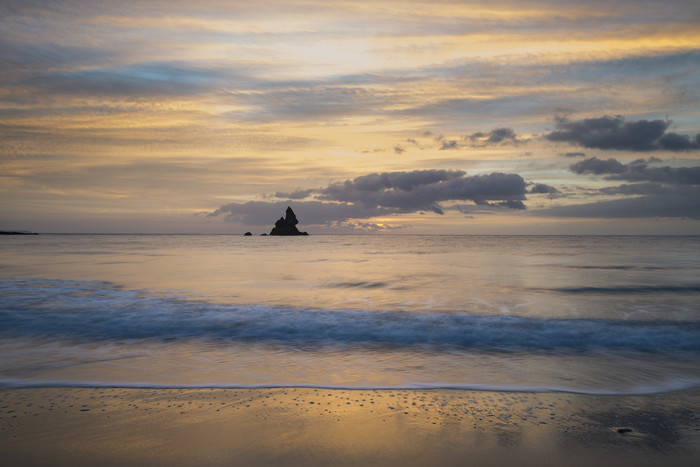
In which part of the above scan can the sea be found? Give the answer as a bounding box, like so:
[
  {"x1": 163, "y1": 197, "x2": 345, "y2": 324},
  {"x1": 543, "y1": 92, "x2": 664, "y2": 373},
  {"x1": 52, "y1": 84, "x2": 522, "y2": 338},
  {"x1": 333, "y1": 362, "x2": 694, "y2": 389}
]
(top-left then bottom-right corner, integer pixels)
[{"x1": 1, "y1": 234, "x2": 699, "y2": 395}]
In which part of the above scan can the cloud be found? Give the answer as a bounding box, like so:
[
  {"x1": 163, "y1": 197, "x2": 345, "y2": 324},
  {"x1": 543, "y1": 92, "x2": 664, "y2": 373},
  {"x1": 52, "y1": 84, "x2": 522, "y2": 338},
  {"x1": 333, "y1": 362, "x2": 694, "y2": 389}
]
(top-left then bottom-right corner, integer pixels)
[
  {"x1": 546, "y1": 115, "x2": 700, "y2": 152},
  {"x1": 544, "y1": 156, "x2": 700, "y2": 219},
  {"x1": 208, "y1": 200, "x2": 393, "y2": 226},
  {"x1": 570, "y1": 157, "x2": 626, "y2": 175},
  {"x1": 529, "y1": 183, "x2": 559, "y2": 194},
  {"x1": 409, "y1": 127, "x2": 528, "y2": 152},
  {"x1": 274, "y1": 188, "x2": 316, "y2": 199},
  {"x1": 324, "y1": 170, "x2": 464, "y2": 194},
  {"x1": 659, "y1": 132, "x2": 700, "y2": 151},
  {"x1": 598, "y1": 182, "x2": 674, "y2": 196},
  {"x1": 10, "y1": 63, "x2": 219, "y2": 99},
  {"x1": 467, "y1": 128, "x2": 522, "y2": 146},
  {"x1": 318, "y1": 169, "x2": 528, "y2": 214},
  {"x1": 492, "y1": 199, "x2": 527, "y2": 209},
  {"x1": 440, "y1": 140, "x2": 459, "y2": 150},
  {"x1": 539, "y1": 188, "x2": 700, "y2": 219},
  {"x1": 610, "y1": 161, "x2": 700, "y2": 185},
  {"x1": 210, "y1": 169, "x2": 533, "y2": 226},
  {"x1": 570, "y1": 156, "x2": 700, "y2": 185}
]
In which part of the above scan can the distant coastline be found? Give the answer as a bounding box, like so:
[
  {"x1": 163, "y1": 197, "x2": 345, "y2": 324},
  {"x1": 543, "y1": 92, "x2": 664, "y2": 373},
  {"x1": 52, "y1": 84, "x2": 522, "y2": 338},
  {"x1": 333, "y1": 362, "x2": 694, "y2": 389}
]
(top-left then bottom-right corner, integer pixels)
[{"x1": 0, "y1": 231, "x2": 38, "y2": 235}]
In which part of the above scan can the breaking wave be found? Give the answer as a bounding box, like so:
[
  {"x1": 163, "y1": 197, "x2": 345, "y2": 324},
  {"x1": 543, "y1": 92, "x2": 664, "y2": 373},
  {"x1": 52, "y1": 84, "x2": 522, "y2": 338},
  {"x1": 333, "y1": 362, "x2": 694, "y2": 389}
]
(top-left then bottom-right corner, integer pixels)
[{"x1": 2, "y1": 279, "x2": 699, "y2": 353}]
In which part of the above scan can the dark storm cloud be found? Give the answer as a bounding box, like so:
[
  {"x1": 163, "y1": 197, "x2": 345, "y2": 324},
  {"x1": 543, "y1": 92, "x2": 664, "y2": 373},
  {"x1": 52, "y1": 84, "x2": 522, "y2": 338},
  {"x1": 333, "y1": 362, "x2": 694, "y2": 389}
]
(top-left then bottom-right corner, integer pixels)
[
  {"x1": 208, "y1": 200, "x2": 393, "y2": 225},
  {"x1": 529, "y1": 183, "x2": 559, "y2": 194},
  {"x1": 467, "y1": 128, "x2": 521, "y2": 146},
  {"x1": 492, "y1": 199, "x2": 527, "y2": 210},
  {"x1": 610, "y1": 162, "x2": 700, "y2": 185},
  {"x1": 318, "y1": 169, "x2": 528, "y2": 214},
  {"x1": 546, "y1": 115, "x2": 700, "y2": 152},
  {"x1": 440, "y1": 140, "x2": 459, "y2": 150},
  {"x1": 659, "y1": 132, "x2": 700, "y2": 151},
  {"x1": 570, "y1": 157, "x2": 700, "y2": 185},
  {"x1": 211, "y1": 169, "x2": 533, "y2": 225},
  {"x1": 540, "y1": 187, "x2": 700, "y2": 219},
  {"x1": 570, "y1": 157, "x2": 626, "y2": 175},
  {"x1": 543, "y1": 156, "x2": 700, "y2": 219},
  {"x1": 486, "y1": 128, "x2": 517, "y2": 143},
  {"x1": 326, "y1": 170, "x2": 464, "y2": 193},
  {"x1": 407, "y1": 127, "x2": 526, "y2": 152},
  {"x1": 598, "y1": 183, "x2": 673, "y2": 196},
  {"x1": 563, "y1": 152, "x2": 587, "y2": 158}
]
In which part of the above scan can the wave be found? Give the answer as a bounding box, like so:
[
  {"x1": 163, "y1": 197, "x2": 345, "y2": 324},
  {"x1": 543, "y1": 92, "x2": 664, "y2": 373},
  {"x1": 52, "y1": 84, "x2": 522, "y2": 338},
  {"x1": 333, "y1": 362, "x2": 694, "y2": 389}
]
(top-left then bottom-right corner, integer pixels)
[
  {"x1": 563, "y1": 265, "x2": 681, "y2": 271},
  {"x1": 552, "y1": 285, "x2": 700, "y2": 294},
  {"x1": 2, "y1": 279, "x2": 700, "y2": 352},
  {"x1": 1, "y1": 378, "x2": 699, "y2": 396},
  {"x1": 326, "y1": 281, "x2": 389, "y2": 289}
]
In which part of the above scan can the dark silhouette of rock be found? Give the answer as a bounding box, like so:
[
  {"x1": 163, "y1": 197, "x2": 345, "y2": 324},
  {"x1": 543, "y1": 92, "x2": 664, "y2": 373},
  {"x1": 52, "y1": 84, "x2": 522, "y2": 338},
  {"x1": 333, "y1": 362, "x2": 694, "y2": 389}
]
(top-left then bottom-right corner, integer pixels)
[
  {"x1": 269, "y1": 206, "x2": 309, "y2": 236},
  {"x1": 244, "y1": 232, "x2": 252, "y2": 236}
]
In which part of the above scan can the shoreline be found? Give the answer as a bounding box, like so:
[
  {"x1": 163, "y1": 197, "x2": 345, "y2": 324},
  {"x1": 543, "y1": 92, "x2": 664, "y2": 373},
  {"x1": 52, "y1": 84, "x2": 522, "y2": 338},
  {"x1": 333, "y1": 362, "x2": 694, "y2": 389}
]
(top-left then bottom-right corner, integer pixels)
[
  {"x1": 2, "y1": 387, "x2": 699, "y2": 466},
  {"x1": 2, "y1": 381, "x2": 699, "y2": 396}
]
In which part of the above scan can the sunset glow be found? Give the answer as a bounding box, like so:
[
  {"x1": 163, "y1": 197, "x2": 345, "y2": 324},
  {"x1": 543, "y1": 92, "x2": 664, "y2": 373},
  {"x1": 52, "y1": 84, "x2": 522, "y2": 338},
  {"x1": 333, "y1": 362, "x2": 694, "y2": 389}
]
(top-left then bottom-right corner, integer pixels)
[{"x1": 1, "y1": 0, "x2": 699, "y2": 233}]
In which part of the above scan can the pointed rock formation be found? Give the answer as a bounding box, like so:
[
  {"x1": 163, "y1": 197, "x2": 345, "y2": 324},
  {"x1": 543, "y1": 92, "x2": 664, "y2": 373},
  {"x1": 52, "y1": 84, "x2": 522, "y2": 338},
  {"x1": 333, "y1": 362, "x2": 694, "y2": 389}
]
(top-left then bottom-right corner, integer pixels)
[{"x1": 269, "y1": 206, "x2": 309, "y2": 236}]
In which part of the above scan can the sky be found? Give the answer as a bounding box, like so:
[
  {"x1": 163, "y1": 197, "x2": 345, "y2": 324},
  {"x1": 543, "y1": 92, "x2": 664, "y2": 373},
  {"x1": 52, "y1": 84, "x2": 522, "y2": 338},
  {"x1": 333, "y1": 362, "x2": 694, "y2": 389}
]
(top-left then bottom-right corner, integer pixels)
[{"x1": 1, "y1": 0, "x2": 700, "y2": 234}]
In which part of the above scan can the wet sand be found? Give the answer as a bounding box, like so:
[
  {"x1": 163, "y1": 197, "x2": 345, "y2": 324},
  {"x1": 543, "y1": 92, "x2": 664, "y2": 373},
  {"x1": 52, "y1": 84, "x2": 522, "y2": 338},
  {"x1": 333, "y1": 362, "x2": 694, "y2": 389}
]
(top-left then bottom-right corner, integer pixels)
[{"x1": 1, "y1": 387, "x2": 699, "y2": 466}]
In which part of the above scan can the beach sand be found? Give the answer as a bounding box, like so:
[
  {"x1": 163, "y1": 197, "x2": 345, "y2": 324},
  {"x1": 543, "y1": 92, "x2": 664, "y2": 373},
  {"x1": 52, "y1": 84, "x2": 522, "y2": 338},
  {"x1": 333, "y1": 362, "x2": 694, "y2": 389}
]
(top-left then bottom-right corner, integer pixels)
[{"x1": 1, "y1": 387, "x2": 699, "y2": 466}]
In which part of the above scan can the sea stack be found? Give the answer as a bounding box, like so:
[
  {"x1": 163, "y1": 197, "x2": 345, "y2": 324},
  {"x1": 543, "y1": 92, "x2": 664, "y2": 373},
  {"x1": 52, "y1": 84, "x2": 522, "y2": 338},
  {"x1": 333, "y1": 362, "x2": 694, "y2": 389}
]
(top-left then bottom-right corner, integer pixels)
[{"x1": 269, "y1": 206, "x2": 309, "y2": 236}]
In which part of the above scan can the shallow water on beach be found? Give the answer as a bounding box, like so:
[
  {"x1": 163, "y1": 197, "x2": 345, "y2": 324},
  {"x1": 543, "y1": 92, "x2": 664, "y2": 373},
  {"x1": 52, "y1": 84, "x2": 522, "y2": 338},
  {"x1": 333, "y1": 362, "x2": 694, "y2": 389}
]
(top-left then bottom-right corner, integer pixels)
[{"x1": 1, "y1": 235, "x2": 699, "y2": 393}]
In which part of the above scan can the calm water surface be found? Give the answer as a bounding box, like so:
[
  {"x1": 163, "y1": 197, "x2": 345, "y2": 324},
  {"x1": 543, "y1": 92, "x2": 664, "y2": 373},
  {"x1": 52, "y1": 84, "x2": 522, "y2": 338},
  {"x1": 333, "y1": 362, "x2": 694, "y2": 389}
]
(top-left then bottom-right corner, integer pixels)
[{"x1": 1, "y1": 235, "x2": 699, "y2": 393}]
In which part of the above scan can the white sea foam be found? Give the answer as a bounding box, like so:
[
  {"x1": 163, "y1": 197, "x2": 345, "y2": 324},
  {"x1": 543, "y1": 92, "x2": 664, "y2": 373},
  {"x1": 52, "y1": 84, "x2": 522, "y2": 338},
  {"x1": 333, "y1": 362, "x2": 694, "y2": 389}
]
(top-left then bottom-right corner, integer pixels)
[
  {"x1": 2, "y1": 378, "x2": 700, "y2": 396},
  {"x1": 1, "y1": 279, "x2": 699, "y2": 351}
]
